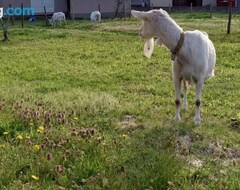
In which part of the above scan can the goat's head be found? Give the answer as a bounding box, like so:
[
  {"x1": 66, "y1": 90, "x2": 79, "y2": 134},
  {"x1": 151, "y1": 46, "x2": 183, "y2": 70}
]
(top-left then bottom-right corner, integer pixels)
[
  {"x1": 132, "y1": 9, "x2": 169, "y2": 39},
  {"x1": 132, "y1": 10, "x2": 159, "y2": 58},
  {"x1": 131, "y1": 10, "x2": 156, "y2": 39},
  {"x1": 96, "y1": 15, "x2": 100, "y2": 22},
  {"x1": 48, "y1": 19, "x2": 54, "y2": 25}
]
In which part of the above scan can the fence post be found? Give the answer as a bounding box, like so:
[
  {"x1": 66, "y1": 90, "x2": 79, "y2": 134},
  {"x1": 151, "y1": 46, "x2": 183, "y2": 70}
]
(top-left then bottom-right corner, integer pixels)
[
  {"x1": 21, "y1": 3, "x2": 24, "y2": 28},
  {"x1": 227, "y1": 1, "x2": 232, "y2": 34},
  {"x1": 71, "y1": 0, "x2": 75, "y2": 22},
  {"x1": 44, "y1": 6, "x2": 48, "y2": 26},
  {"x1": 190, "y1": 2, "x2": 192, "y2": 18},
  {"x1": 98, "y1": 4, "x2": 101, "y2": 12},
  {"x1": 209, "y1": 4, "x2": 212, "y2": 18},
  {"x1": 168, "y1": 3, "x2": 171, "y2": 15},
  {"x1": 9, "y1": 4, "x2": 14, "y2": 25},
  {"x1": 123, "y1": 0, "x2": 126, "y2": 20},
  {"x1": 2, "y1": 17, "x2": 10, "y2": 41}
]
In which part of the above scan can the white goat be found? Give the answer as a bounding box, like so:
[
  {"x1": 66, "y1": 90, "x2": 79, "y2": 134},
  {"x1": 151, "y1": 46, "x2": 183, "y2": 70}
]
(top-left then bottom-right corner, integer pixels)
[
  {"x1": 132, "y1": 9, "x2": 216, "y2": 124},
  {"x1": 0, "y1": 7, "x2": 3, "y2": 19},
  {"x1": 49, "y1": 12, "x2": 66, "y2": 26},
  {"x1": 90, "y1": 11, "x2": 101, "y2": 25}
]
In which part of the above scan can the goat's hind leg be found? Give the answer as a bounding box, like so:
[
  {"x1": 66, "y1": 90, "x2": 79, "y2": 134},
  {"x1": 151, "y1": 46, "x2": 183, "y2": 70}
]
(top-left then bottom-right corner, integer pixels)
[
  {"x1": 182, "y1": 80, "x2": 189, "y2": 110},
  {"x1": 194, "y1": 79, "x2": 204, "y2": 125}
]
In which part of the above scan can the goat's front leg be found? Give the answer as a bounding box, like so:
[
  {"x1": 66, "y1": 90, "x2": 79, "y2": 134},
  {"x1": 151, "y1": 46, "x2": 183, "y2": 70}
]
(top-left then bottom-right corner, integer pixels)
[
  {"x1": 173, "y1": 62, "x2": 182, "y2": 122},
  {"x1": 174, "y1": 76, "x2": 182, "y2": 122},
  {"x1": 182, "y1": 80, "x2": 189, "y2": 110},
  {"x1": 195, "y1": 79, "x2": 204, "y2": 125}
]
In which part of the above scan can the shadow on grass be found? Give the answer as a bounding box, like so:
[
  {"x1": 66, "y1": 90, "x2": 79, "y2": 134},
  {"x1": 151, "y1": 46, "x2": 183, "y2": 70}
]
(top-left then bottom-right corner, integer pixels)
[{"x1": 100, "y1": 126, "x2": 186, "y2": 190}]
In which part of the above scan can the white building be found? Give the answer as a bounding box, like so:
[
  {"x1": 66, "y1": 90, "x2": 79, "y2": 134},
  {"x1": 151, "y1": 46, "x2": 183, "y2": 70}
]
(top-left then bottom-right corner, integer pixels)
[{"x1": 150, "y1": 0, "x2": 172, "y2": 7}]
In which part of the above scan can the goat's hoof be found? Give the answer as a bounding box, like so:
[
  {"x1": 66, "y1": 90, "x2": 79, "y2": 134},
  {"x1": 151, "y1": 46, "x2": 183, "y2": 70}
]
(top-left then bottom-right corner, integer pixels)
[
  {"x1": 182, "y1": 104, "x2": 188, "y2": 110},
  {"x1": 194, "y1": 117, "x2": 201, "y2": 125},
  {"x1": 174, "y1": 116, "x2": 181, "y2": 122}
]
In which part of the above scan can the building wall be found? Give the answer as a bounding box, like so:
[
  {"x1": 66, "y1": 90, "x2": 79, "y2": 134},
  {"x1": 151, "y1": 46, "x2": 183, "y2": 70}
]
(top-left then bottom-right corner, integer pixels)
[
  {"x1": 0, "y1": 0, "x2": 67, "y2": 14},
  {"x1": 71, "y1": 0, "x2": 131, "y2": 18},
  {"x1": 173, "y1": 0, "x2": 202, "y2": 6},
  {"x1": 217, "y1": 0, "x2": 236, "y2": 6},
  {"x1": 71, "y1": 0, "x2": 121, "y2": 14},
  {"x1": 31, "y1": 0, "x2": 67, "y2": 14},
  {"x1": 132, "y1": 0, "x2": 150, "y2": 6},
  {"x1": 202, "y1": 0, "x2": 216, "y2": 6},
  {"x1": 150, "y1": 0, "x2": 172, "y2": 7},
  {"x1": 131, "y1": 0, "x2": 142, "y2": 5},
  {"x1": 173, "y1": 0, "x2": 187, "y2": 6},
  {"x1": 31, "y1": 0, "x2": 55, "y2": 13},
  {"x1": 1, "y1": 0, "x2": 31, "y2": 10},
  {"x1": 54, "y1": 0, "x2": 68, "y2": 13}
]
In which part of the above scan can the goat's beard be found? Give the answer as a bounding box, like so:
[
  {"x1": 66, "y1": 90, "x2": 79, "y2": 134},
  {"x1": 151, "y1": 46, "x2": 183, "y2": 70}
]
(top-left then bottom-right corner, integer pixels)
[{"x1": 143, "y1": 38, "x2": 154, "y2": 58}]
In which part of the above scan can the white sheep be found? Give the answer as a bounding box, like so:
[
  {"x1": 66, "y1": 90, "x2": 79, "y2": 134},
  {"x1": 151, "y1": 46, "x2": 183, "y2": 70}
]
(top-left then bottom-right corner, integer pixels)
[
  {"x1": 49, "y1": 12, "x2": 66, "y2": 26},
  {"x1": 90, "y1": 11, "x2": 101, "y2": 25},
  {"x1": 132, "y1": 9, "x2": 216, "y2": 124}
]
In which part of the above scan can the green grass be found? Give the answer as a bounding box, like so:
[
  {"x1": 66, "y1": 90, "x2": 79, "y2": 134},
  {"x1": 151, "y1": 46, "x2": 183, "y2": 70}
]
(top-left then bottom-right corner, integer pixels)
[{"x1": 0, "y1": 12, "x2": 240, "y2": 189}]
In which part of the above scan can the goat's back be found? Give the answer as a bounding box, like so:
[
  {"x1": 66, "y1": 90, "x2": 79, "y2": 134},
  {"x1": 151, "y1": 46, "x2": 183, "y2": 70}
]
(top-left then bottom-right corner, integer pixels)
[
  {"x1": 52, "y1": 12, "x2": 65, "y2": 21},
  {"x1": 90, "y1": 11, "x2": 101, "y2": 22}
]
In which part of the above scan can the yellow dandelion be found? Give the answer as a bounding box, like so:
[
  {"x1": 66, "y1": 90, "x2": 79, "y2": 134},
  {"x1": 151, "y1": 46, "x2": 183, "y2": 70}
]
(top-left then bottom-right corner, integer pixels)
[
  {"x1": 3, "y1": 132, "x2": 8, "y2": 135},
  {"x1": 0, "y1": 144, "x2": 5, "y2": 148},
  {"x1": 37, "y1": 129, "x2": 43, "y2": 133},
  {"x1": 33, "y1": 145, "x2": 40, "y2": 151},
  {"x1": 37, "y1": 126, "x2": 44, "y2": 133},
  {"x1": 121, "y1": 134, "x2": 128, "y2": 139},
  {"x1": 17, "y1": 135, "x2": 23, "y2": 140},
  {"x1": 38, "y1": 126, "x2": 44, "y2": 131},
  {"x1": 29, "y1": 122, "x2": 34, "y2": 127},
  {"x1": 74, "y1": 117, "x2": 78, "y2": 120},
  {"x1": 31, "y1": 175, "x2": 39, "y2": 180},
  {"x1": 26, "y1": 135, "x2": 31, "y2": 139}
]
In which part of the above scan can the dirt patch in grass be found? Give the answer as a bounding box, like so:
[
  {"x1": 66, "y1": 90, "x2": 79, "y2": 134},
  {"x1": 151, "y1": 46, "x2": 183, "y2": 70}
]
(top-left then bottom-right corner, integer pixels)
[
  {"x1": 175, "y1": 132, "x2": 240, "y2": 167},
  {"x1": 175, "y1": 134, "x2": 205, "y2": 168},
  {"x1": 228, "y1": 118, "x2": 240, "y2": 132},
  {"x1": 175, "y1": 135, "x2": 192, "y2": 155},
  {"x1": 118, "y1": 115, "x2": 139, "y2": 131},
  {"x1": 201, "y1": 140, "x2": 240, "y2": 160}
]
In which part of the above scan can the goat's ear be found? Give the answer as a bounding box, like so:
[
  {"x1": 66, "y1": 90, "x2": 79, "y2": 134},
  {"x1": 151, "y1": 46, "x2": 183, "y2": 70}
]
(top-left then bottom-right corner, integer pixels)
[{"x1": 131, "y1": 10, "x2": 150, "y2": 20}]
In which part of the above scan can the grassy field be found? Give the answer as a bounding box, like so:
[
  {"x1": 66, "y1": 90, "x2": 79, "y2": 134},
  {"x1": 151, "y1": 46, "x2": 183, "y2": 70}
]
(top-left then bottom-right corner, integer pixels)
[{"x1": 0, "y1": 12, "x2": 240, "y2": 189}]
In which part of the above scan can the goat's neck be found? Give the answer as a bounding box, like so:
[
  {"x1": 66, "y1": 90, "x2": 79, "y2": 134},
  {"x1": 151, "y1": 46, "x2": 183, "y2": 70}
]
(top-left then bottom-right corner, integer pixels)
[{"x1": 155, "y1": 17, "x2": 183, "y2": 51}]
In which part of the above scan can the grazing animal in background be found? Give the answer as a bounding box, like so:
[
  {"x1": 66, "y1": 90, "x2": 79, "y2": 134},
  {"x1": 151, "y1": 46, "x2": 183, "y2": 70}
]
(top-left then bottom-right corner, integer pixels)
[
  {"x1": 90, "y1": 11, "x2": 101, "y2": 25},
  {"x1": 49, "y1": 12, "x2": 66, "y2": 26},
  {"x1": 29, "y1": 17, "x2": 36, "y2": 24},
  {"x1": 0, "y1": 7, "x2": 3, "y2": 20},
  {"x1": 131, "y1": 9, "x2": 216, "y2": 125}
]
